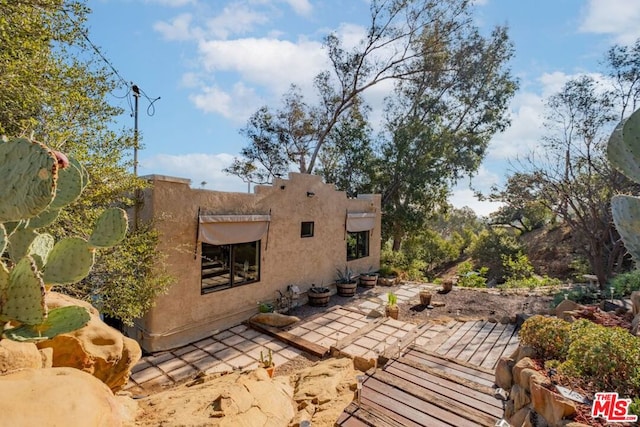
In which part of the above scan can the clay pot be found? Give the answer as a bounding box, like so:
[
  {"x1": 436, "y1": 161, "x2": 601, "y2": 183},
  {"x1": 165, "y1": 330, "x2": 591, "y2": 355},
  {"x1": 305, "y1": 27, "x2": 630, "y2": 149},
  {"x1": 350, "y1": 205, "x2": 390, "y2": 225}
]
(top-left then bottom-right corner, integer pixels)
[
  {"x1": 419, "y1": 291, "x2": 432, "y2": 306},
  {"x1": 385, "y1": 305, "x2": 399, "y2": 320},
  {"x1": 265, "y1": 365, "x2": 275, "y2": 378}
]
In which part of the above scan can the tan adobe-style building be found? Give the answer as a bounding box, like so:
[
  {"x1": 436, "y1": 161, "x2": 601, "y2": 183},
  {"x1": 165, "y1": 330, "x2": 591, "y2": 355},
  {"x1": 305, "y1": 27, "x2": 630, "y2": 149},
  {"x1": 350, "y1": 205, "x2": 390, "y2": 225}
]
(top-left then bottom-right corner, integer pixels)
[{"x1": 129, "y1": 173, "x2": 381, "y2": 352}]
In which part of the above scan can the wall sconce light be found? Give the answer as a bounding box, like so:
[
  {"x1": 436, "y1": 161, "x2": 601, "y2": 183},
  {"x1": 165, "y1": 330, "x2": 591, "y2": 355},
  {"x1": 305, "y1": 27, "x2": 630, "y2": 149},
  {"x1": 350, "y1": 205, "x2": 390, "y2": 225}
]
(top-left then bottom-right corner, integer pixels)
[{"x1": 306, "y1": 191, "x2": 315, "y2": 198}]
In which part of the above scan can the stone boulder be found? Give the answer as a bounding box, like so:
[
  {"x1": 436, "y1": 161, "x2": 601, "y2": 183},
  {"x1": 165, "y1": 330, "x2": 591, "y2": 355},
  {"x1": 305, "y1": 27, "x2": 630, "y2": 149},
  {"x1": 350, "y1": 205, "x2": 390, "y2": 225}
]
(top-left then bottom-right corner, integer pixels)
[
  {"x1": 250, "y1": 312, "x2": 301, "y2": 328},
  {"x1": 0, "y1": 339, "x2": 44, "y2": 374},
  {"x1": 135, "y1": 368, "x2": 295, "y2": 426},
  {"x1": 0, "y1": 367, "x2": 133, "y2": 427},
  {"x1": 35, "y1": 292, "x2": 141, "y2": 391}
]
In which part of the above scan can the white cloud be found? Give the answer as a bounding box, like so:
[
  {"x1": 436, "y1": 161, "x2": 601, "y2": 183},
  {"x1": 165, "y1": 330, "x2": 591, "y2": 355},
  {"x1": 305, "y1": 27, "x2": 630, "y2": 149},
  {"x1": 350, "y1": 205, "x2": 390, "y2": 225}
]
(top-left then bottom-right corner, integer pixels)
[
  {"x1": 139, "y1": 153, "x2": 248, "y2": 192},
  {"x1": 205, "y1": 4, "x2": 270, "y2": 39},
  {"x1": 189, "y1": 82, "x2": 262, "y2": 121},
  {"x1": 154, "y1": 13, "x2": 200, "y2": 41},
  {"x1": 579, "y1": 0, "x2": 640, "y2": 44},
  {"x1": 197, "y1": 37, "x2": 328, "y2": 94},
  {"x1": 145, "y1": 0, "x2": 195, "y2": 6},
  {"x1": 449, "y1": 166, "x2": 503, "y2": 217},
  {"x1": 283, "y1": 0, "x2": 312, "y2": 16}
]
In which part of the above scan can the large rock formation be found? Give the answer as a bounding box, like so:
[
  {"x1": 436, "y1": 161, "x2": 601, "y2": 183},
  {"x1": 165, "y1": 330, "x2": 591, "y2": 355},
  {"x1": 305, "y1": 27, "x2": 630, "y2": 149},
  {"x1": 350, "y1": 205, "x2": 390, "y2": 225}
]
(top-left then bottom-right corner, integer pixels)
[
  {"x1": 36, "y1": 292, "x2": 141, "y2": 391},
  {"x1": 0, "y1": 367, "x2": 134, "y2": 427}
]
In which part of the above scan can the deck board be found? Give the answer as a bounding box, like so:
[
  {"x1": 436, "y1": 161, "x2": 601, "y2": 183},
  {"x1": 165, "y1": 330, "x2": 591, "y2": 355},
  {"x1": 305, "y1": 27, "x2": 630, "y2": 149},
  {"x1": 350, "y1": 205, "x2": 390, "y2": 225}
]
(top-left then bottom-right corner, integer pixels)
[{"x1": 480, "y1": 324, "x2": 517, "y2": 369}]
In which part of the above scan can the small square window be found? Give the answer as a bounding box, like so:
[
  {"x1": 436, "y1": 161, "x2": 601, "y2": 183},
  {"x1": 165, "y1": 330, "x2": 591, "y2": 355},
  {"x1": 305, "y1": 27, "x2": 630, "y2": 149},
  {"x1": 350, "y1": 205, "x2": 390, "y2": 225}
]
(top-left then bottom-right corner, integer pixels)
[{"x1": 301, "y1": 221, "x2": 314, "y2": 238}]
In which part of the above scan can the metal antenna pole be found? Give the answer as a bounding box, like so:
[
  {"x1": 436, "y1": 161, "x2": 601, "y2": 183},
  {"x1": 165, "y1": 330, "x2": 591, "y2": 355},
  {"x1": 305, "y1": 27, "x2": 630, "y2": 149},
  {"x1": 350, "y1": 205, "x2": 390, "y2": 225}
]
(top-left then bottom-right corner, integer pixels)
[{"x1": 132, "y1": 84, "x2": 140, "y2": 177}]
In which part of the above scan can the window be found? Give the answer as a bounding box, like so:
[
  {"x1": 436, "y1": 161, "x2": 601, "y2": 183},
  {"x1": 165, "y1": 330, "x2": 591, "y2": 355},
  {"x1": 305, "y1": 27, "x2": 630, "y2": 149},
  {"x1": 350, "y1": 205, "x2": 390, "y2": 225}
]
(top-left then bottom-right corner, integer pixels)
[
  {"x1": 347, "y1": 231, "x2": 369, "y2": 260},
  {"x1": 301, "y1": 221, "x2": 314, "y2": 238},
  {"x1": 201, "y1": 241, "x2": 260, "y2": 293}
]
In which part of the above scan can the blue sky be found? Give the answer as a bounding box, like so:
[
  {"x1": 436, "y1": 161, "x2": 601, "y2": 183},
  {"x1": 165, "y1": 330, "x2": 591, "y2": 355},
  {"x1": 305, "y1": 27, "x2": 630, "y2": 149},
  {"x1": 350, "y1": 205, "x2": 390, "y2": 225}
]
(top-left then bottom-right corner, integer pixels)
[{"x1": 88, "y1": 0, "x2": 640, "y2": 216}]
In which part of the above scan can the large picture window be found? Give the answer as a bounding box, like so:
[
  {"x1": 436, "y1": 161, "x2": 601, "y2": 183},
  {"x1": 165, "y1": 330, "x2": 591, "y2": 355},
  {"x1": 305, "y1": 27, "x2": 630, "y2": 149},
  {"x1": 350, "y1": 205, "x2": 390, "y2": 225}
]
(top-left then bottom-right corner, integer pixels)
[
  {"x1": 347, "y1": 231, "x2": 369, "y2": 260},
  {"x1": 201, "y1": 241, "x2": 260, "y2": 293}
]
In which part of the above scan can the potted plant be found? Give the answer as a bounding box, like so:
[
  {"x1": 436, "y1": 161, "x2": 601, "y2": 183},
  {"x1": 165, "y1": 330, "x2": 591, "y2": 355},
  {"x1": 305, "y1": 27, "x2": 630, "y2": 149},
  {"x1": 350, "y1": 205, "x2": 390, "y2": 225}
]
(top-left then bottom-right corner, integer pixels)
[
  {"x1": 308, "y1": 284, "x2": 331, "y2": 306},
  {"x1": 259, "y1": 348, "x2": 275, "y2": 378},
  {"x1": 336, "y1": 267, "x2": 357, "y2": 296},
  {"x1": 359, "y1": 267, "x2": 378, "y2": 288},
  {"x1": 378, "y1": 265, "x2": 399, "y2": 286},
  {"x1": 419, "y1": 288, "x2": 432, "y2": 306},
  {"x1": 385, "y1": 292, "x2": 399, "y2": 319}
]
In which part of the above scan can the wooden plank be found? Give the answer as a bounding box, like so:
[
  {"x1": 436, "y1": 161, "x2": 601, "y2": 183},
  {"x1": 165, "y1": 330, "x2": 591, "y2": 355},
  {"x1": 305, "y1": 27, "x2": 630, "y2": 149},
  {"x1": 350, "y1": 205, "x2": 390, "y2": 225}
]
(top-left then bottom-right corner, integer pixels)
[
  {"x1": 455, "y1": 321, "x2": 496, "y2": 362},
  {"x1": 402, "y1": 351, "x2": 495, "y2": 388},
  {"x1": 338, "y1": 401, "x2": 406, "y2": 427},
  {"x1": 445, "y1": 321, "x2": 485, "y2": 359},
  {"x1": 469, "y1": 322, "x2": 507, "y2": 366},
  {"x1": 407, "y1": 346, "x2": 496, "y2": 375},
  {"x1": 433, "y1": 321, "x2": 474, "y2": 354},
  {"x1": 364, "y1": 376, "x2": 482, "y2": 427},
  {"x1": 499, "y1": 329, "x2": 521, "y2": 361},
  {"x1": 480, "y1": 324, "x2": 516, "y2": 370},
  {"x1": 247, "y1": 321, "x2": 328, "y2": 357},
  {"x1": 381, "y1": 362, "x2": 503, "y2": 418},
  {"x1": 385, "y1": 358, "x2": 502, "y2": 410}
]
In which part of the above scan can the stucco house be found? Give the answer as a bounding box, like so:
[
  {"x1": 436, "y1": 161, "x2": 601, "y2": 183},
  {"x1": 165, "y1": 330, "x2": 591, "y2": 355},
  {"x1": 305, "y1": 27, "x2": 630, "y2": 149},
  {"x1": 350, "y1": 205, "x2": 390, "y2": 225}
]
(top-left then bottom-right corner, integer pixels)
[{"x1": 129, "y1": 172, "x2": 381, "y2": 352}]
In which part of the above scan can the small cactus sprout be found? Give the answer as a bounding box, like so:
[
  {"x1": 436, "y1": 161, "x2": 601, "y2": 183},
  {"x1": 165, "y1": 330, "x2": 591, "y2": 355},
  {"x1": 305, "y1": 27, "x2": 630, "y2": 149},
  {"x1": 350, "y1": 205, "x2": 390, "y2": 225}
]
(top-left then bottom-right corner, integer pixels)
[
  {"x1": 259, "y1": 348, "x2": 274, "y2": 368},
  {"x1": 0, "y1": 137, "x2": 127, "y2": 341}
]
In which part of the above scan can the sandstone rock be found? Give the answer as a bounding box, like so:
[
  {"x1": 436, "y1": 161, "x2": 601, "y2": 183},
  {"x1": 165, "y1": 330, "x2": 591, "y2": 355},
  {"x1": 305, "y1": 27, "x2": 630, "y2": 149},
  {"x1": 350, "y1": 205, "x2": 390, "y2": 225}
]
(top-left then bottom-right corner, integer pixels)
[
  {"x1": 530, "y1": 381, "x2": 576, "y2": 426},
  {"x1": 293, "y1": 357, "x2": 355, "y2": 404},
  {"x1": 509, "y1": 406, "x2": 531, "y2": 427},
  {"x1": 0, "y1": 339, "x2": 43, "y2": 374},
  {"x1": 511, "y1": 383, "x2": 531, "y2": 411},
  {"x1": 631, "y1": 290, "x2": 640, "y2": 316},
  {"x1": 250, "y1": 312, "x2": 301, "y2": 327},
  {"x1": 366, "y1": 309, "x2": 384, "y2": 318},
  {"x1": 495, "y1": 357, "x2": 514, "y2": 390},
  {"x1": 521, "y1": 368, "x2": 548, "y2": 393},
  {"x1": 555, "y1": 299, "x2": 580, "y2": 318},
  {"x1": 559, "y1": 422, "x2": 590, "y2": 427},
  {"x1": 353, "y1": 355, "x2": 376, "y2": 372},
  {"x1": 39, "y1": 347, "x2": 53, "y2": 368},
  {"x1": 36, "y1": 292, "x2": 141, "y2": 391},
  {"x1": 512, "y1": 357, "x2": 536, "y2": 389},
  {"x1": 0, "y1": 367, "x2": 128, "y2": 427},
  {"x1": 632, "y1": 313, "x2": 640, "y2": 336},
  {"x1": 514, "y1": 345, "x2": 538, "y2": 362},
  {"x1": 136, "y1": 368, "x2": 295, "y2": 426}
]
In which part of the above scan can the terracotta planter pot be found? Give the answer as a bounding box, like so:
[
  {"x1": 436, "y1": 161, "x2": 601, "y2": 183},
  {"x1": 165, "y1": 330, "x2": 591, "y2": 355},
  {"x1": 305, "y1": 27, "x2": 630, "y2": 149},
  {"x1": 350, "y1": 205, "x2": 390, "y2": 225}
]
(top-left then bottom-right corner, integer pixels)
[
  {"x1": 308, "y1": 288, "x2": 331, "y2": 306},
  {"x1": 337, "y1": 281, "x2": 357, "y2": 297},
  {"x1": 359, "y1": 274, "x2": 378, "y2": 288},
  {"x1": 265, "y1": 365, "x2": 275, "y2": 378},
  {"x1": 385, "y1": 305, "x2": 399, "y2": 320},
  {"x1": 419, "y1": 291, "x2": 432, "y2": 306}
]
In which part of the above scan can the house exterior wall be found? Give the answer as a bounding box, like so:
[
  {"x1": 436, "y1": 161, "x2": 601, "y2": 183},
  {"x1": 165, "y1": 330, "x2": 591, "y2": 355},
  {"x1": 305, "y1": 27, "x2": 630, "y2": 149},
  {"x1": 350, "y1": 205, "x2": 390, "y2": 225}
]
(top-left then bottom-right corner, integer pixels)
[{"x1": 131, "y1": 173, "x2": 381, "y2": 352}]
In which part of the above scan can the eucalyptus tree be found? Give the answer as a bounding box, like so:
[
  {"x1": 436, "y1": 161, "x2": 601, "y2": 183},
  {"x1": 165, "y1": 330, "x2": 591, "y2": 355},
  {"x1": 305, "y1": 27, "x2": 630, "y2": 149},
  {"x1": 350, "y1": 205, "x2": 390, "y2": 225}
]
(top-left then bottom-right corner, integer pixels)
[{"x1": 227, "y1": 0, "x2": 512, "y2": 185}]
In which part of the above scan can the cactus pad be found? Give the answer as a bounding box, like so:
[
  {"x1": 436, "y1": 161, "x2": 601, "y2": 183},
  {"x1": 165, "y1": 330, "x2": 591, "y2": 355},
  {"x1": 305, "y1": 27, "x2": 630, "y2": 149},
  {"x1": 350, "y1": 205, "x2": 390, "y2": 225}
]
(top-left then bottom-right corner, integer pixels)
[
  {"x1": 8, "y1": 228, "x2": 38, "y2": 264},
  {"x1": 2, "y1": 256, "x2": 46, "y2": 325},
  {"x1": 0, "y1": 224, "x2": 6, "y2": 256},
  {"x1": 4, "y1": 306, "x2": 90, "y2": 341},
  {"x1": 27, "y1": 208, "x2": 60, "y2": 229},
  {"x1": 48, "y1": 161, "x2": 83, "y2": 210},
  {"x1": 0, "y1": 262, "x2": 9, "y2": 303},
  {"x1": 0, "y1": 138, "x2": 57, "y2": 222},
  {"x1": 43, "y1": 237, "x2": 95, "y2": 285},
  {"x1": 29, "y1": 233, "x2": 55, "y2": 269},
  {"x1": 612, "y1": 195, "x2": 640, "y2": 263},
  {"x1": 607, "y1": 113, "x2": 640, "y2": 184},
  {"x1": 88, "y1": 207, "x2": 128, "y2": 248}
]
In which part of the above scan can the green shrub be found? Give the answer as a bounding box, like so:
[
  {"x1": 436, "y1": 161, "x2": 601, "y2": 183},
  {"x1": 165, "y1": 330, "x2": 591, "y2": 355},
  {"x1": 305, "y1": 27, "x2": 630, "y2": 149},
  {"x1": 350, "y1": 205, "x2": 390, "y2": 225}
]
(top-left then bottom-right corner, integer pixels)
[
  {"x1": 609, "y1": 270, "x2": 640, "y2": 298},
  {"x1": 502, "y1": 253, "x2": 534, "y2": 280},
  {"x1": 457, "y1": 260, "x2": 488, "y2": 288},
  {"x1": 518, "y1": 315, "x2": 572, "y2": 361},
  {"x1": 551, "y1": 286, "x2": 599, "y2": 307},
  {"x1": 502, "y1": 275, "x2": 562, "y2": 290},
  {"x1": 560, "y1": 322, "x2": 640, "y2": 396},
  {"x1": 468, "y1": 228, "x2": 521, "y2": 281}
]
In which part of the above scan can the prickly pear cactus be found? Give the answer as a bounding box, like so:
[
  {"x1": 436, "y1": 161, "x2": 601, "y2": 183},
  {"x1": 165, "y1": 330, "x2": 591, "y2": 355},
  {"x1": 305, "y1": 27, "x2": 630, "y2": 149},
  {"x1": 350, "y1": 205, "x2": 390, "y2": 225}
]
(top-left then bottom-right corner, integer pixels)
[
  {"x1": 608, "y1": 108, "x2": 640, "y2": 263},
  {"x1": 0, "y1": 137, "x2": 129, "y2": 341}
]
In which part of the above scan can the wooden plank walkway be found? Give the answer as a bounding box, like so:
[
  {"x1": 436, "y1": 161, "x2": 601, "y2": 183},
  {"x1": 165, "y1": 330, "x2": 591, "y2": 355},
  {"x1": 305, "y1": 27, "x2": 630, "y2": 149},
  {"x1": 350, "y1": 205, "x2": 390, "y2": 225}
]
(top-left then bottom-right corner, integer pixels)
[
  {"x1": 410, "y1": 320, "x2": 519, "y2": 370},
  {"x1": 336, "y1": 347, "x2": 504, "y2": 427}
]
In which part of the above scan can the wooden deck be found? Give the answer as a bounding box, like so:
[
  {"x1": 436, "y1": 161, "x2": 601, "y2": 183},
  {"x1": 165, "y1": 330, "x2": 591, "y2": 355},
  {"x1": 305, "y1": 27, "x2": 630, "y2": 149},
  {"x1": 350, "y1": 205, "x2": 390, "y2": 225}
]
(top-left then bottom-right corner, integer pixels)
[
  {"x1": 336, "y1": 347, "x2": 504, "y2": 427},
  {"x1": 337, "y1": 320, "x2": 518, "y2": 427},
  {"x1": 398, "y1": 319, "x2": 520, "y2": 370}
]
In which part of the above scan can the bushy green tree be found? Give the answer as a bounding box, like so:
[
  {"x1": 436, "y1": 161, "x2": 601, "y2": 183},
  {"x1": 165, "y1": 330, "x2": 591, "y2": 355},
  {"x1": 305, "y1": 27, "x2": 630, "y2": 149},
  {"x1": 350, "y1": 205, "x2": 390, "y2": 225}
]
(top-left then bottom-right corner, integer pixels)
[
  {"x1": 468, "y1": 228, "x2": 521, "y2": 282},
  {"x1": 0, "y1": 0, "x2": 171, "y2": 323}
]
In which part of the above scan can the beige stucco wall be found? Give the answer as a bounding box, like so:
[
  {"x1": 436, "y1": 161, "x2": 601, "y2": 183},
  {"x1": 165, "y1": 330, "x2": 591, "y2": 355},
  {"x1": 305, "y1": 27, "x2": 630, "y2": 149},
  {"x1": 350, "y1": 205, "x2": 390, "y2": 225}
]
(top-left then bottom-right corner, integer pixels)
[{"x1": 132, "y1": 173, "x2": 381, "y2": 352}]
